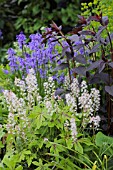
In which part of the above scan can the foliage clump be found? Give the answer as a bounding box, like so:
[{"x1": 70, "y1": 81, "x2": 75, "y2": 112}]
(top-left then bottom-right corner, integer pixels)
[{"x1": 81, "y1": 0, "x2": 113, "y2": 32}]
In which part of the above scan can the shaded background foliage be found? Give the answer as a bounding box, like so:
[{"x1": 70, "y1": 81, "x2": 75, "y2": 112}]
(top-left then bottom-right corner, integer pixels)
[
  {"x1": 0, "y1": 0, "x2": 93, "y2": 64},
  {"x1": 0, "y1": 0, "x2": 81, "y2": 44}
]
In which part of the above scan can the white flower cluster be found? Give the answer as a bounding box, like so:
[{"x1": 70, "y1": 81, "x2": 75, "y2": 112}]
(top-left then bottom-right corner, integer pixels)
[
  {"x1": 3, "y1": 68, "x2": 43, "y2": 137},
  {"x1": 14, "y1": 77, "x2": 26, "y2": 93},
  {"x1": 25, "y1": 69, "x2": 38, "y2": 94},
  {"x1": 6, "y1": 111, "x2": 29, "y2": 138},
  {"x1": 79, "y1": 85, "x2": 100, "y2": 114},
  {"x1": 70, "y1": 78, "x2": 80, "y2": 97},
  {"x1": 65, "y1": 78, "x2": 80, "y2": 113},
  {"x1": 3, "y1": 90, "x2": 25, "y2": 114},
  {"x1": 44, "y1": 77, "x2": 55, "y2": 99},
  {"x1": 43, "y1": 77, "x2": 60, "y2": 115},
  {"x1": 14, "y1": 69, "x2": 42, "y2": 108},
  {"x1": 3, "y1": 90, "x2": 29, "y2": 137},
  {"x1": 90, "y1": 88, "x2": 100, "y2": 112},
  {"x1": 89, "y1": 115, "x2": 101, "y2": 129},
  {"x1": 64, "y1": 74, "x2": 70, "y2": 89},
  {"x1": 70, "y1": 118, "x2": 77, "y2": 142},
  {"x1": 65, "y1": 93, "x2": 77, "y2": 112},
  {"x1": 43, "y1": 77, "x2": 55, "y2": 114},
  {"x1": 5, "y1": 112, "x2": 15, "y2": 134},
  {"x1": 79, "y1": 92, "x2": 91, "y2": 113},
  {"x1": 25, "y1": 69, "x2": 42, "y2": 107},
  {"x1": 45, "y1": 100, "x2": 53, "y2": 114},
  {"x1": 65, "y1": 78, "x2": 101, "y2": 128},
  {"x1": 64, "y1": 120, "x2": 70, "y2": 130},
  {"x1": 80, "y1": 80, "x2": 88, "y2": 93}
]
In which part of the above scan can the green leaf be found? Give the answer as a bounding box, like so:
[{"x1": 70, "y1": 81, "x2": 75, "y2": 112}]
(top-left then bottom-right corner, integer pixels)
[
  {"x1": 0, "y1": 130, "x2": 5, "y2": 139},
  {"x1": 79, "y1": 138, "x2": 94, "y2": 146},
  {"x1": 95, "y1": 132, "x2": 113, "y2": 146},
  {"x1": 33, "y1": 159, "x2": 43, "y2": 167},
  {"x1": 0, "y1": 141, "x2": 4, "y2": 148},
  {"x1": 26, "y1": 156, "x2": 34, "y2": 167},
  {"x1": 32, "y1": 161, "x2": 39, "y2": 166},
  {"x1": 19, "y1": 153, "x2": 25, "y2": 161},
  {"x1": 24, "y1": 150, "x2": 31, "y2": 155},
  {"x1": 74, "y1": 142, "x2": 83, "y2": 154},
  {"x1": 15, "y1": 165, "x2": 23, "y2": 170},
  {"x1": 66, "y1": 139, "x2": 73, "y2": 149},
  {"x1": 2, "y1": 155, "x2": 13, "y2": 169}
]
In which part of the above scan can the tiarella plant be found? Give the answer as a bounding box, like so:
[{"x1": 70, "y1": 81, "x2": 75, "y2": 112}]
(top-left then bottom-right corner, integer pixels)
[{"x1": 0, "y1": 69, "x2": 113, "y2": 169}]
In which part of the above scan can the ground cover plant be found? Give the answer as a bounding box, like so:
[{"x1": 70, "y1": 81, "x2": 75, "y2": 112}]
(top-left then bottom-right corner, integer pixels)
[
  {"x1": 1, "y1": 3, "x2": 113, "y2": 170},
  {"x1": 81, "y1": 0, "x2": 113, "y2": 32}
]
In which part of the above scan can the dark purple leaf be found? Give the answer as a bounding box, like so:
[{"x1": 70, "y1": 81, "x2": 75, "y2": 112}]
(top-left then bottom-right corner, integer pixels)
[
  {"x1": 87, "y1": 60, "x2": 103, "y2": 71},
  {"x1": 68, "y1": 35, "x2": 79, "y2": 42},
  {"x1": 86, "y1": 71, "x2": 90, "y2": 78},
  {"x1": 61, "y1": 93, "x2": 67, "y2": 99},
  {"x1": 54, "y1": 63, "x2": 69, "y2": 71},
  {"x1": 77, "y1": 15, "x2": 85, "y2": 20},
  {"x1": 55, "y1": 89, "x2": 65, "y2": 96},
  {"x1": 50, "y1": 21, "x2": 61, "y2": 32},
  {"x1": 77, "y1": 15, "x2": 87, "y2": 25},
  {"x1": 105, "y1": 85, "x2": 113, "y2": 96},
  {"x1": 62, "y1": 46, "x2": 69, "y2": 57},
  {"x1": 58, "y1": 59, "x2": 67, "y2": 63},
  {"x1": 99, "y1": 72, "x2": 113, "y2": 84},
  {"x1": 42, "y1": 35, "x2": 52, "y2": 43},
  {"x1": 65, "y1": 51, "x2": 73, "y2": 60},
  {"x1": 98, "y1": 61, "x2": 106, "y2": 73},
  {"x1": 100, "y1": 107, "x2": 107, "y2": 114},
  {"x1": 88, "y1": 74, "x2": 100, "y2": 84},
  {"x1": 102, "y1": 124, "x2": 108, "y2": 131},
  {"x1": 73, "y1": 66, "x2": 86, "y2": 76},
  {"x1": 84, "y1": 38, "x2": 95, "y2": 45},
  {"x1": 108, "y1": 62, "x2": 113, "y2": 68},
  {"x1": 89, "y1": 44, "x2": 101, "y2": 54},
  {"x1": 50, "y1": 37, "x2": 62, "y2": 43},
  {"x1": 75, "y1": 54, "x2": 87, "y2": 64},
  {"x1": 106, "y1": 33, "x2": 113, "y2": 44},
  {"x1": 101, "y1": 16, "x2": 109, "y2": 26},
  {"x1": 96, "y1": 26, "x2": 106, "y2": 38},
  {"x1": 88, "y1": 15, "x2": 101, "y2": 22},
  {"x1": 69, "y1": 26, "x2": 83, "y2": 35},
  {"x1": 97, "y1": 37, "x2": 106, "y2": 45},
  {"x1": 73, "y1": 44, "x2": 84, "y2": 51},
  {"x1": 78, "y1": 30, "x2": 95, "y2": 36}
]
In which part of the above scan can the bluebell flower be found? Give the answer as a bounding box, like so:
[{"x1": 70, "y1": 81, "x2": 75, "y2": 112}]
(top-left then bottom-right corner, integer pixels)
[
  {"x1": 57, "y1": 73, "x2": 65, "y2": 84},
  {"x1": 0, "y1": 30, "x2": 3, "y2": 40},
  {"x1": 38, "y1": 68, "x2": 47, "y2": 78},
  {"x1": 0, "y1": 87, "x2": 4, "y2": 93},
  {"x1": 16, "y1": 32, "x2": 26, "y2": 49},
  {"x1": 7, "y1": 48, "x2": 19, "y2": 71},
  {"x1": 3, "y1": 69, "x2": 9, "y2": 74},
  {"x1": 18, "y1": 57, "x2": 25, "y2": 70},
  {"x1": 52, "y1": 74, "x2": 58, "y2": 81},
  {"x1": 28, "y1": 33, "x2": 43, "y2": 50}
]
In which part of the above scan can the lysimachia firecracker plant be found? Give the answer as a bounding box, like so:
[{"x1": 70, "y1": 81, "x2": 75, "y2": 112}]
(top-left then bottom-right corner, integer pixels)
[{"x1": 43, "y1": 13, "x2": 113, "y2": 135}]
